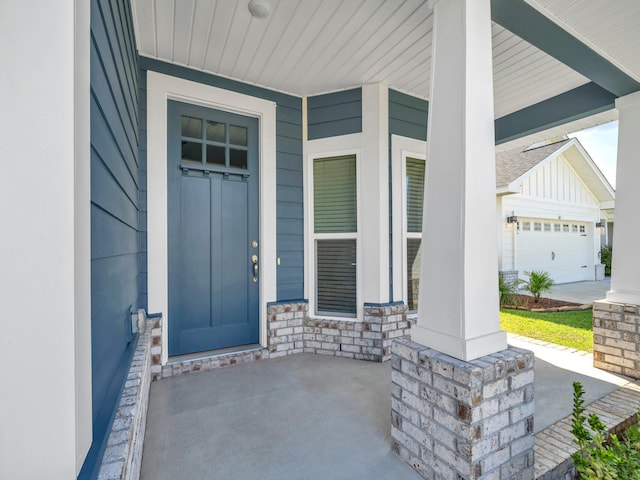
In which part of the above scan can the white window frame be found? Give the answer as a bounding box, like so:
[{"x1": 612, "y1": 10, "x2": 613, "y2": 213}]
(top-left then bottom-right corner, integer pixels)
[
  {"x1": 304, "y1": 134, "x2": 363, "y2": 321},
  {"x1": 391, "y1": 134, "x2": 427, "y2": 308}
]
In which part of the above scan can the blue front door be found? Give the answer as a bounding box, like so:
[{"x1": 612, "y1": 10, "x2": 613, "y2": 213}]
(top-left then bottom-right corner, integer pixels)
[{"x1": 167, "y1": 101, "x2": 259, "y2": 356}]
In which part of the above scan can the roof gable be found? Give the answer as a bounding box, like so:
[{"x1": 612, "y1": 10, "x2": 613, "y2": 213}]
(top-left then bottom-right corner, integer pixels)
[
  {"x1": 495, "y1": 137, "x2": 615, "y2": 205},
  {"x1": 496, "y1": 139, "x2": 571, "y2": 187}
]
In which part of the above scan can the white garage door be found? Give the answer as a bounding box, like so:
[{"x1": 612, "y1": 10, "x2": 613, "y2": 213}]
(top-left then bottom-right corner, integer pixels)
[{"x1": 517, "y1": 218, "x2": 592, "y2": 284}]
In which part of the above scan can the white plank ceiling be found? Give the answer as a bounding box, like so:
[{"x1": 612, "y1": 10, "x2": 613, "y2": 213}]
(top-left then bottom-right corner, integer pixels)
[{"x1": 131, "y1": 0, "x2": 636, "y2": 119}]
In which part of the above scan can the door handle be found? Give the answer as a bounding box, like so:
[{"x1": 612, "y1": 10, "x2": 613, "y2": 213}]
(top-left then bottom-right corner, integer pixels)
[{"x1": 251, "y1": 254, "x2": 258, "y2": 282}]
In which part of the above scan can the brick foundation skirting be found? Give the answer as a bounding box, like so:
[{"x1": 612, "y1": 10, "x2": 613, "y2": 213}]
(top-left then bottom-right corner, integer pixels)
[
  {"x1": 153, "y1": 301, "x2": 414, "y2": 380},
  {"x1": 97, "y1": 324, "x2": 152, "y2": 480}
]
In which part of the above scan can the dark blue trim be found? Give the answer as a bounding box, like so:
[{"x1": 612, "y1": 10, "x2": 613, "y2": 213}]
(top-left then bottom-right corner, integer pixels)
[
  {"x1": 495, "y1": 82, "x2": 616, "y2": 144},
  {"x1": 364, "y1": 301, "x2": 406, "y2": 307},
  {"x1": 267, "y1": 299, "x2": 308, "y2": 306},
  {"x1": 307, "y1": 88, "x2": 362, "y2": 140},
  {"x1": 491, "y1": 0, "x2": 640, "y2": 97},
  {"x1": 147, "y1": 312, "x2": 162, "y2": 319}
]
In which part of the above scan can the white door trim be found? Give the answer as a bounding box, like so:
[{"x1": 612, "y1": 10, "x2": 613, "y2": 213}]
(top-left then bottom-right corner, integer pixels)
[
  {"x1": 391, "y1": 134, "x2": 427, "y2": 303},
  {"x1": 147, "y1": 71, "x2": 277, "y2": 363}
]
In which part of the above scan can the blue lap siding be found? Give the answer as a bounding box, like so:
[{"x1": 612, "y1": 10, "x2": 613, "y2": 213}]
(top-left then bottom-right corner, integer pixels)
[
  {"x1": 138, "y1": 57, "x2": 304, "y2": 301},
  {"x1": 307, "y1": 88, "x2": 363, "y2": 139},
  {"x1": 82, "y1": 0, "x2": 140, "y2": 478}
]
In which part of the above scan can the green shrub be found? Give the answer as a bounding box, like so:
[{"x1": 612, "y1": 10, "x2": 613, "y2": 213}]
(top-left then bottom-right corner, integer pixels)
[
  {"x1": 600, "y1": 245, "x2": 612, "y2": 276},
  {"x1": 522, "y1": 270, "x2": 554, "y2": 303},
  {"x1": 499, "y1": 275, "x2": 521, "y2": 307},
  {"x1": 571, "y1": 382, "x2": 640, "y2": 479}
]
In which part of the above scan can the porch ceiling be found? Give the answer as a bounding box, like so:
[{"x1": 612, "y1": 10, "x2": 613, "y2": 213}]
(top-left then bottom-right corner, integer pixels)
[{"x1": 131, "y1": 0, "x2": 640, "y2": 122}]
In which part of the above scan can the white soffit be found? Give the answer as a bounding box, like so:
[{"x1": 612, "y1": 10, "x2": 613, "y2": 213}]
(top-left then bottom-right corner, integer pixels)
[
  {"x1": 491, "y1": 22, "x2": 588, "y2": 118},
  {"x1": 133, "y1": 0, "x2": 603, "y2": 118},
  {"x1": 525, "y1": 0, "x2": 640, "y2": 83}
]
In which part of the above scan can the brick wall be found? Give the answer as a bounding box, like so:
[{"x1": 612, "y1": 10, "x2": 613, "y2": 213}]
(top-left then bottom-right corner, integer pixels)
[
  {"x1": 593, "y1": 300, "x2": 640, "y2": 379},
  {"x1": 152, "y1": 301, "x2": 413, "y2": 379},
  {"x1": 391, "y1": 338, "x2": 535, "y2": 480},
  {"x1": 98, "y1": 325, "x2": 152, "y2": 480}
]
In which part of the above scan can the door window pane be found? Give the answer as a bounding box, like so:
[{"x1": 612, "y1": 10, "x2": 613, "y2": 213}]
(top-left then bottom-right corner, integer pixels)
[
  {"x1": 316, "y1": 239, "x2": 356, "y2": 315},
  {"x1": 407, "y1": 239, "x2": 421, "y2": 311},
  {"x1": 206, "y1": 121, "x2": 225, "y2": 142},
  {"x1": 181, "y1": 116, "x2": 202, "y2": 139},
  {"x1": 206, "y1": 145, "x2": 225, "y2": 165},
  {"x1": 230, "y1": 149, "x2": 248, "y2": 169},
  {"x1": 314, "y1": 155, "x2": 357, "y2": 233},
  {"x1": 406, "y1": 158, "x2": 425, "y2": 233},
  {"x1": 181, "y1": 141, "x2": 202, "y2": 163},
  {"x1": 230, "y1": 125, "x2": 248, "y2": 146}
]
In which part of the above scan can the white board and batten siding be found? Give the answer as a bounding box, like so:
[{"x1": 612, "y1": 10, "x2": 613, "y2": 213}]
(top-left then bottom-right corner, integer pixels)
[{"x1": 501, "y1": 152, "x2": 601, "y2": 284}]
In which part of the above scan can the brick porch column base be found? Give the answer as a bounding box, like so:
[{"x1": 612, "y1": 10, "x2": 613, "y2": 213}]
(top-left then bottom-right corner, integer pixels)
[
  {"x1": 594, "y1": 300, "x2": 640, "y2": 379},
  {"x1": 391, "y1": 338, "x2": 535, "y2": 480}
]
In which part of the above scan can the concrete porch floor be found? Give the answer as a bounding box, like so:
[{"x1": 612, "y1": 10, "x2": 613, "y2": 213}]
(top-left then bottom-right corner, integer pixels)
[{"x1": 141, "y1": 334, "x2": 637, "y2": 480}]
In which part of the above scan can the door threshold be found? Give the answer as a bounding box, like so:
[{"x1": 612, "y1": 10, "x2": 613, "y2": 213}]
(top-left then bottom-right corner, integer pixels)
[{"x1": 167, "y1": 344, "x2": 263, "y2": 365}]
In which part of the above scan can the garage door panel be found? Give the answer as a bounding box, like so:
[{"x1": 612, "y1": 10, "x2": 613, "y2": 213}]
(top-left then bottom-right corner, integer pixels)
[{"x1": 517, "y1": 218, "x2": 591, "y2": 284}]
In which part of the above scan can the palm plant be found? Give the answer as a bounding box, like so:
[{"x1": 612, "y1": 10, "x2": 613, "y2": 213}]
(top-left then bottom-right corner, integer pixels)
[{"x1": 523, "y1": 270, "x2": 554, "y2": 303}]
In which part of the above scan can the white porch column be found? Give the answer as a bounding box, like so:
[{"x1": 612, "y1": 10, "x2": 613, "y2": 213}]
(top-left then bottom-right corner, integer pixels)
[
  {"x1": 361, "y1": 84, "x2": 390, "y2": 304},
  {"x1": 606, "y1": 91, "x2": 640, "y2": 305},
  {"x1": 413, "y1": 0, "x2": 507, "y2": 361},
  {"x1": 0, "y1": 0, "x2": 91, "y2": 477}
]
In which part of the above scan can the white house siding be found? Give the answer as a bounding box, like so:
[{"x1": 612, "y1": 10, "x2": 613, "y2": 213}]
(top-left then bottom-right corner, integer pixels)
[{"x1": 500, "y1": 153, "x2": 601, "y2": 284}]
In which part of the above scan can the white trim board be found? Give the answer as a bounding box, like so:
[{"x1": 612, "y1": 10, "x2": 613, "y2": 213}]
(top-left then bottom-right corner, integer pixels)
[
  {"x1": 304, "y1": 133, "x2": 364, "y2": 321},
  {"x1": 391, "y1": 134, "x2": 427, "y2": 303},
  {"x1": 146, "y1": 71, "x2": 277, "y2": 363}
]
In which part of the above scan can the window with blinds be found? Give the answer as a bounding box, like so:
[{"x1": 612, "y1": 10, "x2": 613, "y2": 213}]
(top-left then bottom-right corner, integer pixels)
[
  {"x1": 405, "y1": 157, "x2": 425, "y2": 311},
  {"x1": 313, "y1": 155, "x2": 357, "y2": 317}
]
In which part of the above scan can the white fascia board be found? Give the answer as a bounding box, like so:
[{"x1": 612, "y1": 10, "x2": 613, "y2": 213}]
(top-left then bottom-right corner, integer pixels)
[
  {"x1": 503, "y1": 195, "x2": 600, "y2": 222},
  {"x1": 570, "y1": 140, "x2": 616, "y2": 201},
  {"x1": 496, "y1": 184, "x2": 520, "y2": 196}
]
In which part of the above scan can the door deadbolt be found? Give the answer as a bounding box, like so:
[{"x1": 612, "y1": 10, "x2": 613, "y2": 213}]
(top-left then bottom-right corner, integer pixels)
[{"x1": 251, "y1": 240, "x2": 258, "y2": 249}]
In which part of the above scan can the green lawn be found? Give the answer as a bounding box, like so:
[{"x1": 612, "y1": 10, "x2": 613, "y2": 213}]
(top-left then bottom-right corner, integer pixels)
[{"x1": 500, "y1": 309, "x2": 593, "y2": 352}]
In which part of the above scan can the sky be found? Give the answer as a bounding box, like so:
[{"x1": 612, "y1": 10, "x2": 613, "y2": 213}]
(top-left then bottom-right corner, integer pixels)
[{"x1": 568, "y1": 121, "x2": 618, "y2": 188}]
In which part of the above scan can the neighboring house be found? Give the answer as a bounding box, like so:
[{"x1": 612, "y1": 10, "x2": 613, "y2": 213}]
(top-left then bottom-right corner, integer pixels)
[{"x1": 496, "y1": 138, "x2": 615, "y2": 284}]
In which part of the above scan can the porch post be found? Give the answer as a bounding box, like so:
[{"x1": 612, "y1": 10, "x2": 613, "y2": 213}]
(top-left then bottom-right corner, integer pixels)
[
  {"x1": 593, "y1": 91, "x2": 640, "y2": 378},
  {"x1": 0, "y1": 0, "x2": 91, "y2": 477},
  {"x1": 412, "y1": 0, "x2": 507, "y2": 361},
  {"x1": 606, "y1": 91, "x2": 640, "y2": 306},
  {"x1": 391, "y1": 1, "x2": 534, "y2": 478}
]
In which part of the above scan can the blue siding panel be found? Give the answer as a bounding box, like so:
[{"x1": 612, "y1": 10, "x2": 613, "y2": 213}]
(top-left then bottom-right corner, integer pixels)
[
  {"x1": 82, "y1": 0, "x2": 140, "y2": 478},
  {"x1": 139, "y1": 58, "x2": 304, "y2": 302},
  {"x1": 389, "y1": 89, "x2": 428, "y2": 140},
  {"x1": 308, "y1": 88, "x2": 362, "y2": 140}
]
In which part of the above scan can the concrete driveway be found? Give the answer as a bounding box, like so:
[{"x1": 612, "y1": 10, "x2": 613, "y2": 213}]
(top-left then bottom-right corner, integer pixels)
[{"x1": 542, "y1": 278, "x2": 610, "y2": 304}]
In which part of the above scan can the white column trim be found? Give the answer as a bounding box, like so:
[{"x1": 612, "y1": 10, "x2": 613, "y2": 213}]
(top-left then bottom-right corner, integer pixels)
[
  {"x1": 391, "y1": 135, "x2": 427, "y2": 303},
  {"x1": 146, "y1": 71, "x2": 277, "y2": 362},
  {"x1": 607, "y1": 90, "x2": 640, "y2": 305},
  {"x1": 413, "y1": 0, "x2": 506, "y2": 361},
  {"x1": 361, "y1": 84, "x2": 390, "y2": 304}
]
